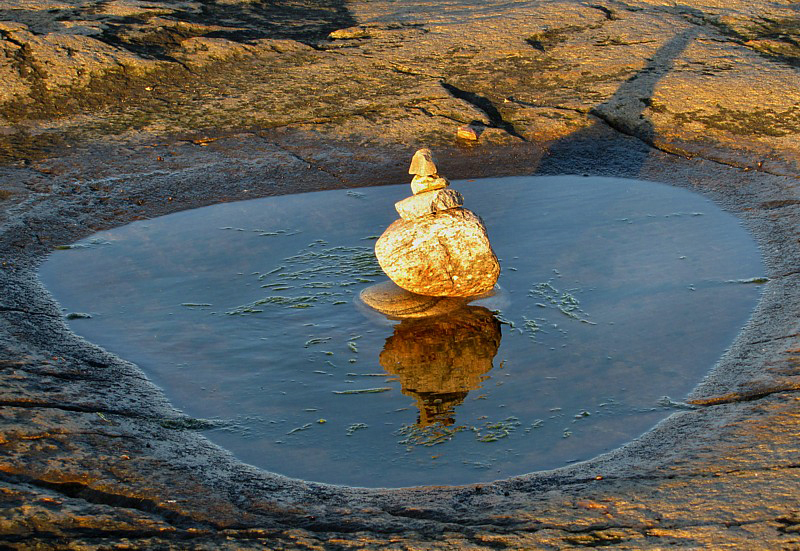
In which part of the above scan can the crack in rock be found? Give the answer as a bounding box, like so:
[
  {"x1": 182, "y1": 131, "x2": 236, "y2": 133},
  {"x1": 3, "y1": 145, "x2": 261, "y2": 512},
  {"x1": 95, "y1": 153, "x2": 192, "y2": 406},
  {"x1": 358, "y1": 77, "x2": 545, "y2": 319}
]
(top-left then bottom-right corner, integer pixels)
[
  {"x1": 591, "y1": 110, "x2": 787, "y2": 177},
  {"x1": 689, "y1": 384, "x2": 800, "y2": 407},
  {"x1": 268, "y1": 142, "x2": 349, "y2": 185},
  {"x1": 0, "y1": 471, "x2": 222, "y2": 531},
  {"x1": 0, "y1": 401, "x2": 212, "y2": 431},
  {"x1": 0, "y1": 305, "x2": 59, "y2": 318},
  {"x1": 748, "y1": 332, "x2": 800, "y2": 345}
]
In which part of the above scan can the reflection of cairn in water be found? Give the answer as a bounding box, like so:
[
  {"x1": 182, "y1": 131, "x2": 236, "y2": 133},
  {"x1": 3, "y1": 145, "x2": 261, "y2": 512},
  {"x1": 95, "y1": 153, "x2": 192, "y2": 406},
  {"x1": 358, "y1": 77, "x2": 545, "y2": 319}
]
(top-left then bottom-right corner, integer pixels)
[{"x1": 379, "y1": 306, "x2": 502, "y2": 426}]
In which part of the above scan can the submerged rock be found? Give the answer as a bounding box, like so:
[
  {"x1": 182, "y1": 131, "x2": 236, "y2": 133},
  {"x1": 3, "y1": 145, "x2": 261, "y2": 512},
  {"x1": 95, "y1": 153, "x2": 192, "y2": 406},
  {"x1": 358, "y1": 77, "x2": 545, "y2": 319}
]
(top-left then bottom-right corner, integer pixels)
[
  {"x1": 359, "y1": 280, "x2": 467, "y2": 318},
  {"x1": 374, "y1": 149, "x2": 500, "y2": 297}
]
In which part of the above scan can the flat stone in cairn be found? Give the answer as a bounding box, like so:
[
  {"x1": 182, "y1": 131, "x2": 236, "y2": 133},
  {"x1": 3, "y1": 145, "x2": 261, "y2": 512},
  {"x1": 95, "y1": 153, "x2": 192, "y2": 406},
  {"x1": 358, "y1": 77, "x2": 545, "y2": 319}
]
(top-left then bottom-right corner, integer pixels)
[
  {"x1": 359, "y1": 280, "x2": 467, "y2": 319},
  {"x1": 411, "y1": 174, "x2": 449, "y2": 195},
  {"x1": 395, "y1": 188, "x2": 463, "y2": 221}
]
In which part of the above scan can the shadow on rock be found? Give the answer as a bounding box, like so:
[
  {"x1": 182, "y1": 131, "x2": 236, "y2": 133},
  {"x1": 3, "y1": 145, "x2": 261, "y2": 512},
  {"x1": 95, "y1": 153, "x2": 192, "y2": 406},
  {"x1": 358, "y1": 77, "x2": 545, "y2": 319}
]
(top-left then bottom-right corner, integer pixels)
[
  {"x1": 99, "y1": 0, "x2": 356, "y2": 60},
  {"x1": 536, "y1": 27, "x2": 699, "y2": 178}
]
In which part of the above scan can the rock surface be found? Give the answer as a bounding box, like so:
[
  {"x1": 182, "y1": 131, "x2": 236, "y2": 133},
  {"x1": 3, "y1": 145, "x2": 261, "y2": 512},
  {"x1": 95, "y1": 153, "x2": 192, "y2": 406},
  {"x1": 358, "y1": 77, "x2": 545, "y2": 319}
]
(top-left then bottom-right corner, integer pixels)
[
  {"x1": 375, "y1": 208, "x2": 500, "y2": 297},
  {"x1": 0, "y1": 0, "x2": 798, "y2": 548}
]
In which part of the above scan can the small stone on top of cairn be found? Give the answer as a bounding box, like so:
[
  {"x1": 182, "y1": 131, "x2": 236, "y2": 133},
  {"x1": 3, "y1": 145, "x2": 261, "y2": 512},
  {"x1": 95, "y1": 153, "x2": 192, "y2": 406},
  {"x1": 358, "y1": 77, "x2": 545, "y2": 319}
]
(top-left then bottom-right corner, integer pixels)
[
  {"x1": 408, "y1": 148, "x2": 438, "y2": 176},
  {"x1": 371, "y1": 148, "x2": 501, "y2": 298},
  {"x1": 408, "y1": 148, "x2": 450, "y2": 195}
]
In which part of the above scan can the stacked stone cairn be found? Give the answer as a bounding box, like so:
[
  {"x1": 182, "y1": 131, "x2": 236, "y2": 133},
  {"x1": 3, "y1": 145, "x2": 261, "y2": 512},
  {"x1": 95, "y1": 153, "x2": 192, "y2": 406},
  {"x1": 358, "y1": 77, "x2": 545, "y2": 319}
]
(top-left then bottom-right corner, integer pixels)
[{"x1": 373, "y1": 149, "x2": 500, "y2": 299}]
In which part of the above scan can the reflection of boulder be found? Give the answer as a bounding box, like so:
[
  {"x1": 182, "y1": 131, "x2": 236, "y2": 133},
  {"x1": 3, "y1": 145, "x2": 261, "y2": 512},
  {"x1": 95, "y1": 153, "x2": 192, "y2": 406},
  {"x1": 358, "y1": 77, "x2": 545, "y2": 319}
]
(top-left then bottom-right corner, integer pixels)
[{"x1": 379, "y1": 306, "x2": 502, "y2": 426}]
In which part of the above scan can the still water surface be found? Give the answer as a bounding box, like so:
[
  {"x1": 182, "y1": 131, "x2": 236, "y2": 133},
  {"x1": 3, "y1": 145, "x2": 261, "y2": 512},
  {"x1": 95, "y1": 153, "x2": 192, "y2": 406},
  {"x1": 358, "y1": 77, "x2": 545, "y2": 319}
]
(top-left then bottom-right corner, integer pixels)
[{"x1": 39, "y1": 176, "x2": 764, "y2": 487}]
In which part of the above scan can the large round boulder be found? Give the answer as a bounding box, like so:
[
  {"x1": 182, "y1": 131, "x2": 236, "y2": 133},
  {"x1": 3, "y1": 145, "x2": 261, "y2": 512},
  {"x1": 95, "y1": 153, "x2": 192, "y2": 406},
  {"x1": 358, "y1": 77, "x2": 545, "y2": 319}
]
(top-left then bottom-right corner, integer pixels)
[{"x1": 374, "y1": 207, "x2": 500, "y2": 297}]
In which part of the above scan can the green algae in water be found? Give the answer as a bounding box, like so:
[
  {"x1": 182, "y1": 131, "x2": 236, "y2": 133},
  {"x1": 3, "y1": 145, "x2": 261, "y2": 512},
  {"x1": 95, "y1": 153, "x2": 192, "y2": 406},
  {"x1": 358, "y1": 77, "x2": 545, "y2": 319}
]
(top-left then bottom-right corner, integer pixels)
[
  {"x1": 728, "y1": 277, "x2": 770, "y2": 284},
  {"x1": 474, "y1": 416, "x2": 521, "y2": 442},
  {"x1": 521, "y1": 316, "x2": 543, "y2": 340},
  {"x1": 332, "y1": 387, "x2": 391, "y2": 395},
  {"x1": 304, "y1": 337, "x2": 332, "y2": 347},
  {"x1": 346, "y1": 422, "x2": 369, "y2": 435},
  {"x1": 226, "y1": 242, "x2": 382, "y2": 315},
  {"x1": 287, "y1": 423, "x2": 313, "y2": 435},
  {"x1": 397, "y1": 423, "x2": 466, "y2": 447},
  {"x1": 528, "y1": 281, "x2": 594, "y2": 324},
  {"x1": 40, "y1": 176, "x2": 764, "y2": 487}
]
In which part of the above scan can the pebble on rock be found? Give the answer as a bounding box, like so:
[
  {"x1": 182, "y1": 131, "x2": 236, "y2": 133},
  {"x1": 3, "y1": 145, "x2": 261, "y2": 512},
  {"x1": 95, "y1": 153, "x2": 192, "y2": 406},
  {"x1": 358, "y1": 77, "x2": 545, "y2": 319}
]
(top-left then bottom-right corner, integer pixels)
[{"x1": 457, "y1": 125, "x2": 480, "y2": 141}]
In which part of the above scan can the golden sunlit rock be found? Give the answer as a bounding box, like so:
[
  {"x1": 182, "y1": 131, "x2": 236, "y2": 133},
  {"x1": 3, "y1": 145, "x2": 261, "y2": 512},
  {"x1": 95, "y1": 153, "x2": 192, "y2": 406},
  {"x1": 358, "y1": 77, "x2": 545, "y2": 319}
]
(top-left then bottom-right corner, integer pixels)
[
  {"x1": 408, "y1": 148, "x2": 438, "y2": 177},
  {"x1": 457, "y1": 125, "x2": 480, "y2": 141},
  {"x1": 410, "y1": 174, "x2": 450, "y2": 195},
  {"x1": 375, "y1": 208, "x2": 500, "y2": 297},
  {"x1": 394, "y1": 188, "x2": 463, "y2": 221}
]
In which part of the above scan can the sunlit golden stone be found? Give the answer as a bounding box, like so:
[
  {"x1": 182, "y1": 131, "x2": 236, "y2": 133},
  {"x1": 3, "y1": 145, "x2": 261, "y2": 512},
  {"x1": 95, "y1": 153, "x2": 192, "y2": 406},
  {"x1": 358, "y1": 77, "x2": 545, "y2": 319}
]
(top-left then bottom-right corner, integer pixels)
[
  {"x1": 410, "y1": 174, "x2": 449, "y2": 195},
  {"x1": 394, "y1": 188, "x2": 463, "y2": 220},
  {"x1": 408, "y1": 148, "x2": 439, "y2": 177},
  {"x1": 375, "y1": 207, "x2": 500, "y2": 297}
]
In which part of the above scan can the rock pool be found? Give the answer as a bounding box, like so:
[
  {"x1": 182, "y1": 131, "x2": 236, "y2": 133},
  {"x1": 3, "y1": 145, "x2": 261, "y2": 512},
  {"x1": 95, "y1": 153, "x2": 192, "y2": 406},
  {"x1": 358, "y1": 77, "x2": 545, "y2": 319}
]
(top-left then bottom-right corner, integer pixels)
[{"x1": 39, "y1": 175, "x2": 764, "y2": 487}]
